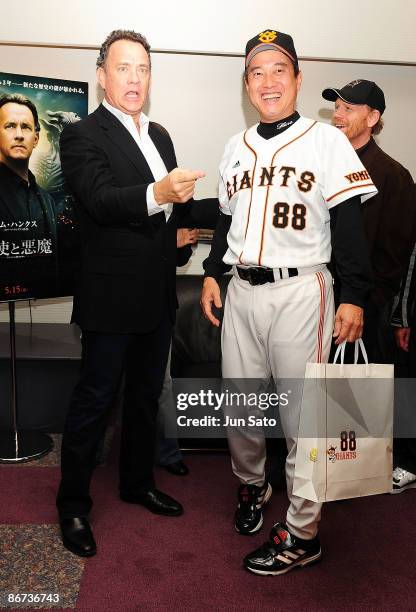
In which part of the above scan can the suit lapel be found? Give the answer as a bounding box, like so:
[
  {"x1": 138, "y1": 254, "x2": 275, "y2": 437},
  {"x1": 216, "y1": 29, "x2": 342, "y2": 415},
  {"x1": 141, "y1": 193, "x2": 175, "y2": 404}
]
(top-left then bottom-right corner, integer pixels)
[
  {"x1": 148, "y1": 123, "x2": 177, "y2": 173},
  {"x1": 94, "y1": 105, "x2": 178, "y2": 177},
  {"x1": 94, "y1": 105, "x2": 154, "y2": 182},
  {"x1": 93, "y1": 106, "x2": 173, "y2": 229}
]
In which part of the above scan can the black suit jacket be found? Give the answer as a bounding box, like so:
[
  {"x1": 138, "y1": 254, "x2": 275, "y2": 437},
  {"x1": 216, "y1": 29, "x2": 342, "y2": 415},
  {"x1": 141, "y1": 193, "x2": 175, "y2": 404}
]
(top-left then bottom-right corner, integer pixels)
[{"x1": 60, "y1": 104, "x2": 217, "y2": 333}]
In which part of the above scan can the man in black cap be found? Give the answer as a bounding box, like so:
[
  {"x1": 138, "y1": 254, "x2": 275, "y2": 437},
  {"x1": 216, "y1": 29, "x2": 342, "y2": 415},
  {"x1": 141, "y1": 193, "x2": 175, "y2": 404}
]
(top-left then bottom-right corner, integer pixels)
[
  {"x1": 201, "y1": 30, "x2": 376, "y2": 575},
  {"x1": 322, "y1": 80, "x2": 416, "y2": 364}
]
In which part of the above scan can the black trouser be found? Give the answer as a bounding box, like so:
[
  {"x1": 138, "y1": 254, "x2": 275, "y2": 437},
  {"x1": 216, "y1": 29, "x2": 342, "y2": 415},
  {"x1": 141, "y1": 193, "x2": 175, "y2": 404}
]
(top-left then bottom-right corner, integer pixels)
[
  {"x1": 394, "y1": 321, "x2": 416, "y2": 473},
  {"x1": 56, "y1": 311, "x2": 172, "y2": 519}
]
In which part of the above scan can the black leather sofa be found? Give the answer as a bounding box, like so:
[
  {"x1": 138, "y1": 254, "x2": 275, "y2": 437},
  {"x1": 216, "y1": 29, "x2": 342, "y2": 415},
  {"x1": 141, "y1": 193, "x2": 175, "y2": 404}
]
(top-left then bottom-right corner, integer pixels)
[
  {"x1": 172, "y1": 274, "x2": 231, "y2": 450},
  {"x1": 171, "y1": 274, "x2": 231, "y2": 379}
]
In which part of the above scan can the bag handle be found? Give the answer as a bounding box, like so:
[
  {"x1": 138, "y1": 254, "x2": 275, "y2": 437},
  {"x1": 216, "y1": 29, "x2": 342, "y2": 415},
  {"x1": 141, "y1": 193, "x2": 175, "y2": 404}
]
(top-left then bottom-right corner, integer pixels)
[
  {"x1": 353, "y1": 338, "x2": 369, "y2": 365},
  {"x1": 332, "y1": 341, "x2": 346, "y2": 365},
  {"x1": 332, "y1": 339, "x2": 370, "y2": 376}
]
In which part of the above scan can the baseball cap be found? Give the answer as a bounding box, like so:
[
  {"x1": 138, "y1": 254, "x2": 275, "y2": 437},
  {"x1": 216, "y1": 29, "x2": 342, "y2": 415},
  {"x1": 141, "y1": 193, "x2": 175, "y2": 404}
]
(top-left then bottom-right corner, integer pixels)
[
  {"x1": 245, "y1": 29, "x2": 298, "y2": 69},
  {"x1": 322, "y1": 80, "x2": 386, "y2": 115}
]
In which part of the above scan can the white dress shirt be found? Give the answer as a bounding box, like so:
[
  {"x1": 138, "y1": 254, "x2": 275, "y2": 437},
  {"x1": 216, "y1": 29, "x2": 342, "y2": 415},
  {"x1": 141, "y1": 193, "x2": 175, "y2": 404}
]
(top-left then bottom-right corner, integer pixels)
[{"x1": 102, "y1": 98, "x2": 172, "y2": 220}]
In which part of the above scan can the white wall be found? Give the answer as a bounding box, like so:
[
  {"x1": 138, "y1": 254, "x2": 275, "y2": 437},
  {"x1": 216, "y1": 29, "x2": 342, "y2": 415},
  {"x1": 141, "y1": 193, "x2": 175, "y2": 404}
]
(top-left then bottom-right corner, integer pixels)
[
  {"x1": 0, "y1": 8, "x2": 415, "y2": 323},
  {"x1": 1, "y1": 0, "x2": 416, "y2": 63}
]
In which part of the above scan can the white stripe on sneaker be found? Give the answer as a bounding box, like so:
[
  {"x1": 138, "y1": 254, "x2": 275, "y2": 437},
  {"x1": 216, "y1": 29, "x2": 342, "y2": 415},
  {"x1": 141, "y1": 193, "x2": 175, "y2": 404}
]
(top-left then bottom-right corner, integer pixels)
[
  {"x1": 283, "y1": 550, "x2": 300, "y2": 560},
  {"x1": 276, "y1": 555, "x2": 293, "y2": 565},
  {"x1": 255, "y1": 483, "x2": 272, "y2": 509}
]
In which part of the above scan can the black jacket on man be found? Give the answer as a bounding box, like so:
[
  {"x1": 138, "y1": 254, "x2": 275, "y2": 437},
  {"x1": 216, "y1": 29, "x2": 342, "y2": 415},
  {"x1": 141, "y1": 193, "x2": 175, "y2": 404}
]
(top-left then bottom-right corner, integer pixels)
[
  {"x1": 60, "y1": 103, "x2": 217, "y2": 333},
  {"x1": 356, "y1": 137, "x2": 415, "y2": 308}
]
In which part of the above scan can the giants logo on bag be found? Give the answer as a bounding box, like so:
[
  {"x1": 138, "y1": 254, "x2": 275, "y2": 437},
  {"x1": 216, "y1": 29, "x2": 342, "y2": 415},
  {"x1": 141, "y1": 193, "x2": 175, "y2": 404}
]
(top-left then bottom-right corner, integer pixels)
[{"x1": 327, "y1": 431, "x2": 358, "y2": 462}]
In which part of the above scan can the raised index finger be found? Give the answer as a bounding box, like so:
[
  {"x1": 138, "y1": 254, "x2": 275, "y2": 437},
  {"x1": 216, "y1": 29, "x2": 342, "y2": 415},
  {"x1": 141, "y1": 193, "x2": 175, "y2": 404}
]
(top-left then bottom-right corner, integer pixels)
[{"x1": 177, "y1": 169, "x2": 206, "y2": 182}]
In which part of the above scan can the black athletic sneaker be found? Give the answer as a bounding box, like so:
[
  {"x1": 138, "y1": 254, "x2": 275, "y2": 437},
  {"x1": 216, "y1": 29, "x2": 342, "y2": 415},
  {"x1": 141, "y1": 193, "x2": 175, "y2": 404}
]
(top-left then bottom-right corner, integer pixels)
[
  {"x1": 234, "y1": 482, "x2": 272, "y2": 535},
  {"x1": 243, "y1": 523, "x2": 322, "y2": 575}
]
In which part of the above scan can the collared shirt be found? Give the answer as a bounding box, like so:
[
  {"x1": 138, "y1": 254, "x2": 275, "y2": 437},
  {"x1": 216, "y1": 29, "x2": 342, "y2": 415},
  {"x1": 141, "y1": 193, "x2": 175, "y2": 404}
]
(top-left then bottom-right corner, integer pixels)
[{"x1": 102, "y1": 98, "x2": 172, "y2": 220}]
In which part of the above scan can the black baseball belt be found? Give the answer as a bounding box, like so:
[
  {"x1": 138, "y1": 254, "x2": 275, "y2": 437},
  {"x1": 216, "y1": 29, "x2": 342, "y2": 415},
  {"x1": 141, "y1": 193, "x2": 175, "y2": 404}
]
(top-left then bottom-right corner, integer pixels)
[{"x1": 235, "y1": 264, "x2": 326, "y2": 286}]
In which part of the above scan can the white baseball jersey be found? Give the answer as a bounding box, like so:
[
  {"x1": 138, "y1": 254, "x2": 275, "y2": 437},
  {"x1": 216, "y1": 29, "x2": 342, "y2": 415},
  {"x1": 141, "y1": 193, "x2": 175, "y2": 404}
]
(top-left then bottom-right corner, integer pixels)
[{"x1": 219, "y1": 116, "x2": 377, "y2": 269}]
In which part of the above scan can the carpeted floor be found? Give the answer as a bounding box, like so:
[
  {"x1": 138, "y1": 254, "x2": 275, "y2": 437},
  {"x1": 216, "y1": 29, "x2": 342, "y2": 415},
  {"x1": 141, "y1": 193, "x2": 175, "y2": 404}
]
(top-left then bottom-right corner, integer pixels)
[{"x1": 1, "y1": 436, "x2": 415, "y2": 611}]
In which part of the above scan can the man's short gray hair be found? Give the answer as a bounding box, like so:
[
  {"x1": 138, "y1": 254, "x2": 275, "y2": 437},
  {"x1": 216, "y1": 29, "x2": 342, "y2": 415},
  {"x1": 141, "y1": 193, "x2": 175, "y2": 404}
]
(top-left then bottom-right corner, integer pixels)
[{"x1": 96, "y1": 29, "x2": 151, "y2": 69}]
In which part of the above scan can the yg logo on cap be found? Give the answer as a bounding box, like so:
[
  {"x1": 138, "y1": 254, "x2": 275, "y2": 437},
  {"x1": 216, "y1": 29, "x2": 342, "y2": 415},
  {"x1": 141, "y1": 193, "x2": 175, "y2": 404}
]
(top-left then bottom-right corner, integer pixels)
[{"x1": 258, "y1": 30, "x2": 277, "y2": 43}]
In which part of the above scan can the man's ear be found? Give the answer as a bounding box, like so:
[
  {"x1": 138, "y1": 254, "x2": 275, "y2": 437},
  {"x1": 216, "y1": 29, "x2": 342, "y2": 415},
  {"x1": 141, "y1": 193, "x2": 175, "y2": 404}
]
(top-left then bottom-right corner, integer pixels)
[
  {"x1": 33, "y1": 132, "x2": 39, "y2": 149},
  {"x1": 296, "y1": 70, "x2": 303, "y2": 93},
  {"x1": 244, "y1": 72, "x2": 249, "y2": 95},
  {"x1": 97, "y1": 66, "x2": 106, "y2": 91},
  {"x1": 367, "y1": 108, "x2": 380, "y2": 129}
]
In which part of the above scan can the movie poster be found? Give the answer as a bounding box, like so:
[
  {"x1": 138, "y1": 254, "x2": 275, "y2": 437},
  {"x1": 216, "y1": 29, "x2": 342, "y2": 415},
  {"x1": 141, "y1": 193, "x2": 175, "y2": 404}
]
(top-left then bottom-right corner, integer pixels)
[{"x1": 0, "y1": 72, "x2": 88, "y2": 301}]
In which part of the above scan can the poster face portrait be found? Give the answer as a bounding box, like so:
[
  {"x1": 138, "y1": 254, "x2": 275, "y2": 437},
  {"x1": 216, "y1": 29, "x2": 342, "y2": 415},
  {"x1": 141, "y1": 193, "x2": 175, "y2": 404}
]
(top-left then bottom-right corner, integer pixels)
[{"x1": 0, "y1": 72, "x2": 88, "y2": 302}]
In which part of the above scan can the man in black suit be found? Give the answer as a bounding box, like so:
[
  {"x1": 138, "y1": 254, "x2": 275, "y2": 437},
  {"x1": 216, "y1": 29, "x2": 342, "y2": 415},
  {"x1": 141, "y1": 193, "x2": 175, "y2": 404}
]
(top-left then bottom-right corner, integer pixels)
[{"x1": 57, "y1": 29, "x2": 217, "y2": 557}]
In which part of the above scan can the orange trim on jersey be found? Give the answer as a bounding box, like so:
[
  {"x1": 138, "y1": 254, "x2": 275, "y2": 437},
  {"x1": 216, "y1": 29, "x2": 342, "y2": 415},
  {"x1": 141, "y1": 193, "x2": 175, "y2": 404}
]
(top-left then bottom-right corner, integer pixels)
[
  {"x1": 327, "y1": 182, "x2": 375, "y2": 203},
  {"x1": 315, "y1": 271, "x2": 326, "y2": 363},
  {"x1": 239, "y1": 131, "x2": 258, "y2": 264},
  {"x1": 258, "y1": 121, "x2": 318, "y2": 266}
]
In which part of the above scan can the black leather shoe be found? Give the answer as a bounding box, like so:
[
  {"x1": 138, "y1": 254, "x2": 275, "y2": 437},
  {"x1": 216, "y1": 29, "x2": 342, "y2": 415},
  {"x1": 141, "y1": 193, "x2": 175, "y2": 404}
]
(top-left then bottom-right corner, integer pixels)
[
  {"x1": 60, "y1": 517, "x2": 97, "y2": 558},
  {"x1": 120, "y1": 488, "x2": 183, "y2": 516},
  {"x1": 163, "y1": 460, "x2": 189, "y2": 476}
]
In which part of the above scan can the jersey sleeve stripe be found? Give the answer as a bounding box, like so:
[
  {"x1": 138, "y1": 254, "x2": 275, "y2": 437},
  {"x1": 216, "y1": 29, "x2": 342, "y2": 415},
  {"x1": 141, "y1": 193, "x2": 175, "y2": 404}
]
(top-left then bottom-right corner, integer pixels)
[{"x1": 327, "y1": 182, "x2": 375, "y2": 203}]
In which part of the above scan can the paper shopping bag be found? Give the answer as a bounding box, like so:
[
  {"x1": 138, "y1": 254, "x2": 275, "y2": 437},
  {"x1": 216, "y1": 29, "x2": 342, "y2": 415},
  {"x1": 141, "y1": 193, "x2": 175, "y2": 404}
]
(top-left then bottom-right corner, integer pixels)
[{"x1": 293, "y1": 340, "x2": 393, "y2": 502}]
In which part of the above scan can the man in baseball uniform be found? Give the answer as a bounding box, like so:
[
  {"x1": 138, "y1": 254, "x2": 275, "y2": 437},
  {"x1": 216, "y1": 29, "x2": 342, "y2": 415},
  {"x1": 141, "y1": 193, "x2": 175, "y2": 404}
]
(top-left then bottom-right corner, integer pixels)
[{"x1": 200, "y1": 29, "x2": 376, "y2": 575}]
